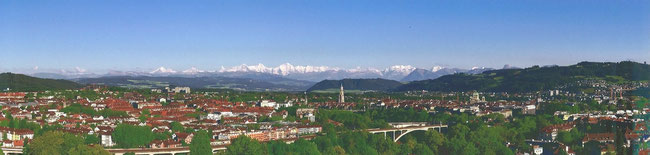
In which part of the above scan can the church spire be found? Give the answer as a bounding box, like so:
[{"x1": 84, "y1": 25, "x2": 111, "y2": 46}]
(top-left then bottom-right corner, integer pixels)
[{"x1": 338, "y1": 83, "x2": 345, "y2": 103}]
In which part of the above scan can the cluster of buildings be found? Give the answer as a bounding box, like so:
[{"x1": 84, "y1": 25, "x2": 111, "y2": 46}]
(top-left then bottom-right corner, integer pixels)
[
  {"x1": 0, "y1": 79, "x2": 648, "y2": 155},
  {"x1": 0, "y1": 86, "x2": 322, "y2": 150}
]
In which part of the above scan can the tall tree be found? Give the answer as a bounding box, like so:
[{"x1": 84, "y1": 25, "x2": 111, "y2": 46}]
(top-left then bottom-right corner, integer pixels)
[
  {"x1": 291, "y1": 139, "x2": 321, "y2": 155},
  {"x1": 226, "y1": 136, "x2": 266, "y2": 155},
  {"x1": 67, "y1": 145, "x2": 111, "y2": 155},
  {"x1": 25, "y1": 131, "x2": 86, "y2": 155},
  {"x1": 190, "y1": 130, "x2": 212, "y2": 155},
  {"x1": 422, "y1": 129, "x2": 446, "y2": 152},
  {"x1": 111, "y1": 124, "x2": 155, "y2": 148}
]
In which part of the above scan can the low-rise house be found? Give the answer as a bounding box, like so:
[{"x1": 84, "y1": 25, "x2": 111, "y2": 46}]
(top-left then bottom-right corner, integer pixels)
[
  {"x1": 0, "y1": 127, "x2": 34, "y2": 141},
  {"x1": 582, "y1": 133, "x2": 615, "y2": 144},
  {"x1": 149, "y1": 140, "x2": 182, "y2": 148},
  {"x1": 540, "y1": 122, "x2": 575, "y2": 141},
  {"x1": 297, "y1": 125, "x2": 322, "y2": 135}
]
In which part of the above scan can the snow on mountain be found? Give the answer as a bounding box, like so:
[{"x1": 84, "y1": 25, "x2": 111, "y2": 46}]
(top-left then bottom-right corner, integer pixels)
[
  {"x1": 28, "y1": 63, "x2": 493, "y2": 82},
  {"x1": 213, "y1": 63, "x2": 495, "y2": 81},
  {"x1": 218, "y1": 63, "x2": 418, "y2": 77},
  {"x1": 431, "y1": 66, "x2": 444, "y2": 72},
  {"x1": 219, "y1": 63, "x2": 338, "y2": 75},
  {"x1": 271, "y1": 63, "x2": 338, "y2": 75},
  {"x1": 384, "y1": 65, "x2": 416, "y2": 75},
  {"x1": 150, "y1": 67, "x2": 177, "y2": 74},
  {"x1": 182, "y1": 67, "x2": 204, "y2": 74}
]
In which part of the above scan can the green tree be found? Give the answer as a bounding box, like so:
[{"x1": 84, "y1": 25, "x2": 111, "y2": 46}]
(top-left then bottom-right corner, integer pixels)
[
  {"x1": 67, "y1": 145, "x2": 111, "y2": 155},
  {"x1": 138, "y1": 115, "x2": 147, "y2": 123},
  {"x1": 85, "y1": 134, "x2": 100, "y2": 144},
  {"x1": 226, "y1": 136, "x2": 266, "y2": 155},
  {"x1": 190, "y1": 130, "x2": 212, "y2": 155},
  {"x1": 62, "y1": 134, "x2": 85, "y2": 154},
  {"x1": 413, "y1": 143, "x2": 434, "y2": 155},
  {"x1": 444, "y1": 137, "x2": 479, "y2": 155},
  {"x1": 291, "y1": 139, "x2": 321, "y2": 155},
  {"x1": 170, "y1": 121, "x2": 185, "y2": 132},
  {"x1": 422, "y1": 129, "x2": 446, "y2": 152},
  {"x1": 25, "y1": 131, "x2": 84, "y2": 155},
  {"x1": 112, "y1": 124, "x2": 155, "y2": 148},
  {"x1": 448, "y1": 124, "x2": 470, "y2": 140},
  {"x1": 323, "y1": 146, "x2": 346, "y2": 155},
  {"x1": 4, "y1": 111, "x2": 12, "y2": 120}
]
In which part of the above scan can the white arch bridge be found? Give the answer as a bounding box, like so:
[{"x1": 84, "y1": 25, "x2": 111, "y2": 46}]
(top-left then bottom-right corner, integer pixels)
[{"x1": 366, "y1": 124, "x2": 447, "y2": 142}]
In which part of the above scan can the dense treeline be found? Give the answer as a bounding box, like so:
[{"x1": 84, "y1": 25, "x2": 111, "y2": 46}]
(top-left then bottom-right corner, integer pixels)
[
  {"x1": 0, "y1": 73, "x2": 82, "y2": 91},
  {"x1": 112, "y1": 124, "x2": 155, "y2": 148},
  {"x1": 24, "y1": 131, "x2": 110, "y2": 155},
  {"x1": 61, "y1": 104, "x2": 129, "y2": 117},
  {"x1": 221, "y1": 106, "x2": 568, "y2": 155},
  {"x1": 361, "y1": 108, "x2": 433, "y2": 122},
  {"x1": 307, "y1": 78, "x2": 403, "y2": 92},
  {"x1": 396, "y1": 61, "x2": 650, "y2": 92}
]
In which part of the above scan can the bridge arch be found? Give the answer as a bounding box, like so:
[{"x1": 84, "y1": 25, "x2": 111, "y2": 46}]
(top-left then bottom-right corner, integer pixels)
[
  {"x1": 367, "y1": 124, "x2": 447, "y2": 142},
  {"x1": 393, "y1": 129, "x2": 425, "y2": 142}
]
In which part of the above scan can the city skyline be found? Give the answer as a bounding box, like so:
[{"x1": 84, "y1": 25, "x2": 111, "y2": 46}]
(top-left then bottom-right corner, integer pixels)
[{"x1": 2, "y1": 1, "x2": 649, "y2": 72}]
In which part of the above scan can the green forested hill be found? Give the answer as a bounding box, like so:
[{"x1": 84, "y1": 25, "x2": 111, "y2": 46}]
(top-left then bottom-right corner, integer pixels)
[
  {"x1": 0, "y1": 73, "x2": 82, "y2": 91},
  {"x1": 307, "y1": 78, "x2": 403, "y2": 92},
  {"x1": 395, "y1": 61, "x2": 650, "y2": 92}
]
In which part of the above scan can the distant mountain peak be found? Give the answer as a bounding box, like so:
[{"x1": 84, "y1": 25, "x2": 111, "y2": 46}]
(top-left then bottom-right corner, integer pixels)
[
  {"x1": 151, "y1": 67, "x2": 177, "y2": 74},
  {"x1": 24, "y1": 63, "x2": 494, "y2": 82},
  {"x1": 431, "y1": 66, "x2": 444, "y2": 72},
  {"x1": 219, "y1": 63, "x2": 338, "y2": 76},
  {"x1": 386, "y1": 65, "x2": 416, "y2": 73},
  {"x1": 182, "y1": 67, "x2": 204, "y2": 74}
]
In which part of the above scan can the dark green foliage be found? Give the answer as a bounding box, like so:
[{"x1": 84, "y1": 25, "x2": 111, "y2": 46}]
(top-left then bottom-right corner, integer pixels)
[
  {"x1": 267, "y1": 139, "x2": 321, "y2": 155},
  {"x1": 25, "y1": 131, "x2": 90, "y2": 155},
  {"x1": 84, "y1": 134, "x2": 100, "y2": 144},
  {"x1": 317, "y1": 110, "x2": 389, "y2": 130},
  {"x1": 0, "y1": 73, "x2": 82, "y2": 91},
  {"x1": 362, "y1": 108, "x2": 432, "y2": 122},
  {"x1": 112, "y1": 124, "x2": 155, "y2": 148},
  {"x1": 61, "y1": 104, "x2": 128, "y2": 117},
  {"x1": 190, "y1": 130, "x2": 212, "y2": 155},
  {"x1": 61, "y1": 104, "x2": 97, "y2": 115},
  {"x1": 67, "y1": 145, "x2": 111, "y2": 155},
  {"x1": 226, "y1": 136, "x2": 266, "y2": 155},
  {"x1": 396, "y1": 61, "x2": 650, "y2": 92},
  {"x1": 154, "y1": 131, "x2": 172, "y2": 140},
  {"x1": 170, "y1": 121, "x2": 185, "y2": 132},
  {"x1": 308, "y1": 78, "x2": 403, "y2": 92},
  {"x1": 557, "y1": 128, "x2": 584, "y2": 146}
]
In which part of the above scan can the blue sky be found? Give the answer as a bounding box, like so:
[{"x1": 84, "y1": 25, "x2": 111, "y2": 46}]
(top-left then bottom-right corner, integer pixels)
[{"x1": 1, "y1": 0, "x2": 649, "y2": 73}]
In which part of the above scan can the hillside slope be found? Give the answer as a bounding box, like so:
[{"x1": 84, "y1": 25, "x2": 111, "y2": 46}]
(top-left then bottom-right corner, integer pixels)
[
  {"x1": 307, "y1": 78, "x2": 403, "y2": 92},
  {"x1": 75, "y1": 76, "x2": 315, "y2": 91},
  {"x1": 0, "y1": 73, "x2": 82, "y2": 91},
  {"x1": 395, "y1": 61, "x2": 650, "y2": 92}
]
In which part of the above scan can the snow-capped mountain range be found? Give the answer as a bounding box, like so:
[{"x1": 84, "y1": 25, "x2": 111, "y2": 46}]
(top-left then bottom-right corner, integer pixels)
[{"x1": 30, "y1": 63, "x2": 502, "y2": 82}]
